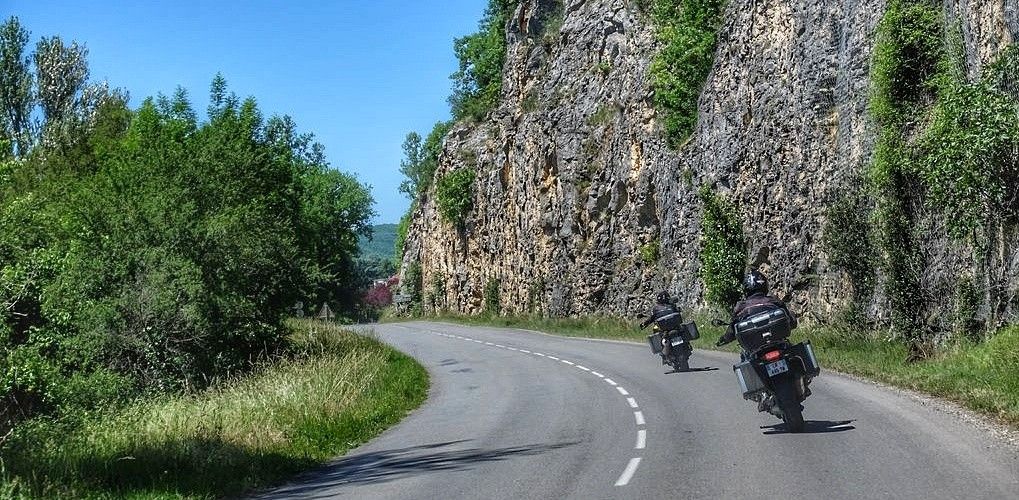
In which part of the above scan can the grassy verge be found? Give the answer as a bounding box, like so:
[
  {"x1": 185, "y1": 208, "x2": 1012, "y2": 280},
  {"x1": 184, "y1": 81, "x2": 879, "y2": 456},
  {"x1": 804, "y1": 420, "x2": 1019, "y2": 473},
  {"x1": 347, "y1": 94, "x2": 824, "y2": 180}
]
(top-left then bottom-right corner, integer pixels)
[
  {"x1": 0, "y1": 320, "x2": 429, "y2": 499},
  {"x1": 416, "y1": 312, "x2": 1019, "y2": 426}
]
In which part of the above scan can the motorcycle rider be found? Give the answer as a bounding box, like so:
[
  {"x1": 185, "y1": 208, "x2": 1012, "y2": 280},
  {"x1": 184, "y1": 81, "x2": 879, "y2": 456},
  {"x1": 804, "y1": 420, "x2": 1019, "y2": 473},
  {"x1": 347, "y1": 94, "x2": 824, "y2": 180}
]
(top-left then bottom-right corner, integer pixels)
[
  {"x1": 640, "y1": 291, "x2": 685, "y2": 363},
  {"x1": 716, "y1": 270, "x2": 803, "y2": 411},
  {"x1": 715, "y1": 269, "x2": 797, "y2": 348}
]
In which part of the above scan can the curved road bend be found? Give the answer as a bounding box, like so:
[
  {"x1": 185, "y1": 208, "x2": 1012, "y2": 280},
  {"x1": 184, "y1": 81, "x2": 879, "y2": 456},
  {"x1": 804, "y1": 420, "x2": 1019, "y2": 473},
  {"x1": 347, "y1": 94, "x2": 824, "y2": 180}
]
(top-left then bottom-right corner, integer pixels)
[{"x1": 258, "y1": 321, "x2": 1019, "y2": 500}]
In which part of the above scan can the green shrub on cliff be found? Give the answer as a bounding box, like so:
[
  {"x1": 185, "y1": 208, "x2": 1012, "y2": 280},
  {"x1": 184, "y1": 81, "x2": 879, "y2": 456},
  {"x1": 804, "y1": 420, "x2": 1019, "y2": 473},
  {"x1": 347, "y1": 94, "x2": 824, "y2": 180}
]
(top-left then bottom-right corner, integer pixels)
[
  {"x1": 435, "y1": 167, "x2": 477, "y2": 226},
  {"x1": 648, "y1": 0, "x2": 726, "y2": 146},
  {"x1": 697, "y1": 186, "x2": 746, "y2": 310}
]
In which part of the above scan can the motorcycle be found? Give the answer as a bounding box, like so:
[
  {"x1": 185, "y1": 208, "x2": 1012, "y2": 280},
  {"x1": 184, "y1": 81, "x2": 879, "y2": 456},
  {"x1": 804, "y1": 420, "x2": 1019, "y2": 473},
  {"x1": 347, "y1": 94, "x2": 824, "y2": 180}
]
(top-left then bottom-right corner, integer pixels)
[
  {"x1": 641, "y1": 319, "x2": 700, "y2": 372},
  {"x1": 714, "y1": 309, "x2": 820, "y2": 432}
]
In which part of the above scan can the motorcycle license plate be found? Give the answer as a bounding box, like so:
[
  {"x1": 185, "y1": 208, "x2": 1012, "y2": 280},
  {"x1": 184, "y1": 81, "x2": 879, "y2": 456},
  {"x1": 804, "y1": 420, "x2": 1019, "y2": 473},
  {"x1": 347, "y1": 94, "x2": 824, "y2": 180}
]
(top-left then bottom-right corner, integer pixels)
[
  {"x1": 670, "y1": 338, "x2": 685, "y2": 346},
  {"x1": 766, "y1": 359, "x2": 789, "y2": 377}
]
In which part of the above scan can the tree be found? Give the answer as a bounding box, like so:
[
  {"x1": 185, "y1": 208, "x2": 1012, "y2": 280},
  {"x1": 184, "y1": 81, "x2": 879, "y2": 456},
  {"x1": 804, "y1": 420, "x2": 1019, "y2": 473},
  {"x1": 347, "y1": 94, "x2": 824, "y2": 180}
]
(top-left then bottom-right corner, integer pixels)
[
  {"x1": 34, "y1": 35, "x2": 88, "y2": 127},
  {"x1": 449, "y1": 0, "x2": 513, "y2": 121},
  {"x1": 398, "y1": 131, "x2": 424, "y2": 198},
  {"x1": 0, "y1": 16, "x2": 34, "y2": 157}
]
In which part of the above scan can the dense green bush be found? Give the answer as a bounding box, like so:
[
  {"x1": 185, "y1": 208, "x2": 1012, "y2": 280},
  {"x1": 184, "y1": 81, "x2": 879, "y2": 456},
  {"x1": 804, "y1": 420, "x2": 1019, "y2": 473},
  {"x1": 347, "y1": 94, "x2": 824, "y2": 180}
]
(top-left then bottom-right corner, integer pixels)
[
  {"x1": 404, "y1": 261, "x2": 423, "y2": 306},
  {"x1": 484, "y1": 278, "x2": 501, "y2": 314},
  {"x1": 697, "y1": 186, "x2": 746, "y2": 310},
  {"x1": 915, "y1": 75, "x2": 1019, "y2": 236},
  {"x1": 866, "y1": 1, "x2": 943, "y2": 355},
  {"x1": 648, "y1": 0, "x2": 726, "y2": 146},
  {"x1": 435, "y1": 167, "x2": 477, "y2": 226},
  {"x1": 868, "y1": 0, "x2": 944, "y2": 127},
  {"x1": 822, "y1": 187, "x2": 877, "y2": 311},
  {"x1": 0, "y1": 28, "x2": 375, "y2": 429},
  {"x1": 864, "y1": 0, "x2": 1019, "y2": 353}
]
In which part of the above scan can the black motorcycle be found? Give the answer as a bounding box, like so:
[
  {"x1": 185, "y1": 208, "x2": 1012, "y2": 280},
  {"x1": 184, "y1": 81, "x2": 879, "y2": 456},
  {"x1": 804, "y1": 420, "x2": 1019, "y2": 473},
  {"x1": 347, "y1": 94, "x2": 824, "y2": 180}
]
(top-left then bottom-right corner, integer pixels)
[
  {"x1": 715, "y1": 309, "x2": 819, "y2": 432},
  {"x1": 641, "y1": 319, "x2": 700, "y2": 372}
]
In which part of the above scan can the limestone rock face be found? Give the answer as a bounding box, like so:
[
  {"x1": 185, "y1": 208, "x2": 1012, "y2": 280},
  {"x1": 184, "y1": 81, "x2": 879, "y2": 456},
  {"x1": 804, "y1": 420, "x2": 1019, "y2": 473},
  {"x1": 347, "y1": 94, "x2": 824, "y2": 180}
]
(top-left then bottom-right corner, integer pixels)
[{"x1": 402, "y1": 0, "x2": 1019, "y2": 324}]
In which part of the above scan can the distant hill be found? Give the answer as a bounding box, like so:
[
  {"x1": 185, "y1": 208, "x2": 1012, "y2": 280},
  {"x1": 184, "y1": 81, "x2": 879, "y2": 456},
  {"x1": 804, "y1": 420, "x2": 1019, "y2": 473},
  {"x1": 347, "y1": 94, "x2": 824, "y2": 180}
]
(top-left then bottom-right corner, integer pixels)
[{"x1": 359, "y1": 223, "x2": 398, "y2": 261}]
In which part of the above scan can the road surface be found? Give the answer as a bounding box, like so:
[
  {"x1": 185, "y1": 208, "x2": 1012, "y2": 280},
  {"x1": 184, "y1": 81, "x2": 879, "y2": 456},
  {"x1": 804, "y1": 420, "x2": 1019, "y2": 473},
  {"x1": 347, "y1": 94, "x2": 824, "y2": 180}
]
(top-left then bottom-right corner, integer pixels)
[{"x1": 259, "y1": 321, "x2": 1019, "y2": 499}]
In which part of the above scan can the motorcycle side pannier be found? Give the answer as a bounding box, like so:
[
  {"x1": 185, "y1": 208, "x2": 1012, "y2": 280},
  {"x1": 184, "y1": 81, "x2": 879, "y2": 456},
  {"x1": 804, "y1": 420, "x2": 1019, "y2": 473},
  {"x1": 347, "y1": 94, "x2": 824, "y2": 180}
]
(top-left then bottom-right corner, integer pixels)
[
  {"x1": 683, "y1": 320, "x2": 700, "y2": 340},
  {"x1": 647, "y1": 332, "x2": 664, "y2": 354},
  {"x1": 787, "y1": 340, "x2": 821, "y2": 377},
  {"x1": 733, "y1": 360, "x2": 766, "y2": 399},
  {"x1": 735, "y1": 307, "x2": 792, "y2": 352}
]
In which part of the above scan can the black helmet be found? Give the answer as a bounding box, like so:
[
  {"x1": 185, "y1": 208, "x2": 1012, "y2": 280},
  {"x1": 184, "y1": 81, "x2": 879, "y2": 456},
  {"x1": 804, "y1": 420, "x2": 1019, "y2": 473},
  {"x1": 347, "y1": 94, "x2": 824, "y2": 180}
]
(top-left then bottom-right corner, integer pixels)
[
  {"x1": 656, "y1": 290, "x2": 673, "y2": 305},
  {"x1": 743, "y1": 270, "x2": 769, "y2": 297}
]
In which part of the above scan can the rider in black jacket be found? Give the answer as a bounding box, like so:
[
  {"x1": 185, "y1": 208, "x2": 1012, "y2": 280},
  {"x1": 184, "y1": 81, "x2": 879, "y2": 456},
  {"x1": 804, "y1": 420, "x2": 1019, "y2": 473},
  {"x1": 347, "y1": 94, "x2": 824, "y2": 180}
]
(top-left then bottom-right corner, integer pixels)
[
  {"x1": 716, "y1": 270, "x2": 797, "y2": 347},
  {"x1": 641, "y1": 291, "x2": 684, "y2": 360}
]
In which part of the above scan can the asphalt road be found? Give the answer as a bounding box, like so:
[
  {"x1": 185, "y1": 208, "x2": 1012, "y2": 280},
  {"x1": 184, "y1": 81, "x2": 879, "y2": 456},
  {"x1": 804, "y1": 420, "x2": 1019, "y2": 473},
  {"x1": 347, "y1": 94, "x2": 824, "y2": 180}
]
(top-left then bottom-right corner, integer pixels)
[{"x1": 259, "y1": 321, "x2": 1019, "y2": 499}]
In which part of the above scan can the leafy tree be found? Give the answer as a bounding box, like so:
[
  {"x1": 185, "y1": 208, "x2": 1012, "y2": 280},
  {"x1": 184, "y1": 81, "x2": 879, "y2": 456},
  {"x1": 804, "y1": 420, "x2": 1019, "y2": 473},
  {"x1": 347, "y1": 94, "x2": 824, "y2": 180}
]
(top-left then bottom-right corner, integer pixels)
[
  {"x1": 0, "y1": 16, "x2": 34, "y2": 158},
  {"x1": 34, "y1": 35, "x2": 88, "y2": 127},
  {"x1": 449, "y1": 0, "x2": 515, "y2": 121},
  {"x1": 398, "y1": 131, "x2": 424, "y2": 199},
  {"x1": 394, "y1": 208, "x2": 413, "y2": 265},
  {"x1": 1, "y1": 68, "x2": 376, "y2": 427}
]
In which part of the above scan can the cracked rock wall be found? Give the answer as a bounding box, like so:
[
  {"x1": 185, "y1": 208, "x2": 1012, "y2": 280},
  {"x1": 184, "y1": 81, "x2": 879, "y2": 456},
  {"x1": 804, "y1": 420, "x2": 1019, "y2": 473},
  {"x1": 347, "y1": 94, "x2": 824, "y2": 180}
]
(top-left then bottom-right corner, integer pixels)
[{"x1": 402, "y1": 0, "x2": 1018, "y2": 324}]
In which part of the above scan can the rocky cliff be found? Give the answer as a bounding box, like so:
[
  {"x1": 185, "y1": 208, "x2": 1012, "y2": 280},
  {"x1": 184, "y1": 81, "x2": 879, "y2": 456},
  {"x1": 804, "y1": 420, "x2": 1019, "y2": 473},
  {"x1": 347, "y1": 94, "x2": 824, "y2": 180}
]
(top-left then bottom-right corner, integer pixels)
[{"x1": 402, "y1": 0, "x2": 1019, "y2": 325}]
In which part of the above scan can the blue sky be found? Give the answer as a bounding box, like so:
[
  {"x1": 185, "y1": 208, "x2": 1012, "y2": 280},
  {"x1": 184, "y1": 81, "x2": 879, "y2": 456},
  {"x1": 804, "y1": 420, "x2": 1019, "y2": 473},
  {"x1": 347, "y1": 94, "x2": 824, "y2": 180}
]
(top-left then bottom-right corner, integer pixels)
[{"x1": 5, "y1": 0, "x2": 487, "y2": 223}]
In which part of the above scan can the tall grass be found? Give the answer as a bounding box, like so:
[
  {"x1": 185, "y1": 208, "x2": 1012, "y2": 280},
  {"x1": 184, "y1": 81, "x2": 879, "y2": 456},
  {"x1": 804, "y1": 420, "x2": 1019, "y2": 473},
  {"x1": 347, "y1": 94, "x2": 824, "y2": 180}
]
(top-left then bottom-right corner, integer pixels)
[
  {"x1": 424, "y1": 313, "x2": 1019, "y2": 426},
  {"x1": 0, "y1": 320, "x2": 429, "y2": 499}
]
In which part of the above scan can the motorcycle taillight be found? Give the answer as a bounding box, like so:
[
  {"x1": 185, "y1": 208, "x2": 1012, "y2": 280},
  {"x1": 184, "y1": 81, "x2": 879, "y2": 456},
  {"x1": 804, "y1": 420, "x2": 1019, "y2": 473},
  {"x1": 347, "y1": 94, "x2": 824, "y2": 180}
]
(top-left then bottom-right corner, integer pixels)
[{"x1": 763, "y1": 350, "x2": 781, "y2": 362}]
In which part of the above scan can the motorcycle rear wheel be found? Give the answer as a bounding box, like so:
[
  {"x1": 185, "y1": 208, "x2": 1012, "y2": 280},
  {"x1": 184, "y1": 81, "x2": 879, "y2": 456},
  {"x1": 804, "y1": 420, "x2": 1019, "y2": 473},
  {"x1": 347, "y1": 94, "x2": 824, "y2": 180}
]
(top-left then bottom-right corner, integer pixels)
[
  {"x1": 675, "y1": 353, "x2": 690, "y2": 371},
  {"x1": 776, "y1": 379, "x2": 805, "y2": 432}
]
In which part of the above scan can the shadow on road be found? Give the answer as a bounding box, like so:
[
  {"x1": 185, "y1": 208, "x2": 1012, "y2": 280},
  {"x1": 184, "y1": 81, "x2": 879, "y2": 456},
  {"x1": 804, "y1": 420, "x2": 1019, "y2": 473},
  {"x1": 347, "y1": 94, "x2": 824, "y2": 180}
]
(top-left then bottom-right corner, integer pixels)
[
  {"x1": 263, "y1": 439, "x2": 580, "y2": 497},
  {"x1": 666, "y1": 367, "x2": 719, "y2": 374},
  {"x1": 761, "y1": 419, "x2": 856, "y2": 435}
]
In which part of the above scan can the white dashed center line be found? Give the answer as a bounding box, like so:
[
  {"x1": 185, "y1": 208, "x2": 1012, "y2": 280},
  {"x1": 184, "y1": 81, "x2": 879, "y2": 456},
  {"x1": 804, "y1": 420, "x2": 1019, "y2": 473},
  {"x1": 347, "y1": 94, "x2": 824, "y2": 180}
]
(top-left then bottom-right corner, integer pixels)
[
  {"x1": 615, "y1": 458, "x2": 642, "y2": 486},
  {"x1": 412, "y1": 327, "x2": 646, "y2": 488}
]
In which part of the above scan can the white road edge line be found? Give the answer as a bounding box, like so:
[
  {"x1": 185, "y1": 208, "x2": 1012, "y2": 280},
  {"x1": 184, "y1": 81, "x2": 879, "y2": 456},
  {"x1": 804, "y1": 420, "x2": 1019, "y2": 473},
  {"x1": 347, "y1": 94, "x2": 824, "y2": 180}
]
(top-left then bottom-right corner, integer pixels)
[
  {"x1": 561, "y1": 360, "x2": 575, "y2": 366},
  {"x1": 634, "y1": 411, "x2": 645, "y2": 426},
  {"x1": 615, "y1": 457, "x2": 642, "y2": 486},
  {"x1": 547, "y1": 356, "x2": 560, "y2": 360},
  {"x1": 627, "y1": 397, "x2": 638, "y2": 408},
  {"x1": 495, "y1": 344, "x2": 506, "y2": 348},
  {"x1": 604, "y1": 378, "x2": 617, "y2": 386},
  {"x1": 591, "y1": 371, "x2": 604, "y2": 378},
  {"x1": 616, "y1": 387, "x2": 630, "y2": 396},
  {"x1": 576, "y1": 365, "x2": 590, "y2": 371},
  {"x1": 534, "y1": 353, "x2": 546, "y2": 357},
  {"x1": 519, "y1": 349, "x2": 531, "y2": 354},
  {"x1": 635, "y1": 430, "x2": 646, "y2": 449}
]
